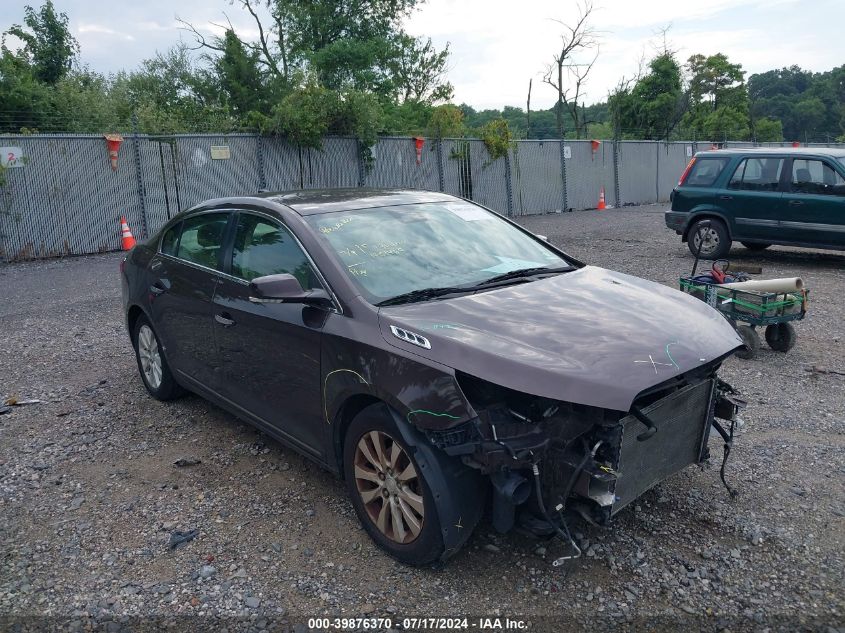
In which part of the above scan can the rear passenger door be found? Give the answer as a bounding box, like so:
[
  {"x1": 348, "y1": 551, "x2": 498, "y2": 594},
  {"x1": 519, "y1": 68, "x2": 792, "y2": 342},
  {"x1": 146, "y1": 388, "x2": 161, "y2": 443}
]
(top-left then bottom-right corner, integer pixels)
[
  {"x1": 148, "y1": 211, "x2": 232, "y2": 387},
  {"x1": 721, "y1": 156, "x2": 785, "y2": 243},
  {"x1": 780, "y1": 158, "x2": 845, "y2": 247}
]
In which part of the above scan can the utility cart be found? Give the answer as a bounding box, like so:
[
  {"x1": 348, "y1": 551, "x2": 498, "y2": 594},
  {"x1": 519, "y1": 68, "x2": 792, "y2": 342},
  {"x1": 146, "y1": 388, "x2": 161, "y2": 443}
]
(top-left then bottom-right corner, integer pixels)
[
  {"x1": 678, "y1": 276, "x2": 808, "y2": 359},
  {"x1": 681, "y1": 219, "x2": 809, "y2": 359}
]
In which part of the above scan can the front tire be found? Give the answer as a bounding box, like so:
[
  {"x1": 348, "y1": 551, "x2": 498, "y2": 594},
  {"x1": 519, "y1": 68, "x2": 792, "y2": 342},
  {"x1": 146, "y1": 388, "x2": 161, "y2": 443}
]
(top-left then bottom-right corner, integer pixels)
[
  {"x1": 343, "y1": 404, "x2": 445, "y2": 566},
  {"x1": 688, "y1": 218, "x2": 731, "y2": 260},
  {"x1": 133, "y1": 316, "x2": 184, "y2": 401}
]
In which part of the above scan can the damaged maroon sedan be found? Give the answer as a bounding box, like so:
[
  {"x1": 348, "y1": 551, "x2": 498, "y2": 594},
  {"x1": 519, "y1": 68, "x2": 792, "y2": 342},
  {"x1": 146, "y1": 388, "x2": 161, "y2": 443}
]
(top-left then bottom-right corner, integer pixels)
[{"x1": 121, "y1": 189, "x2": 745, "y2": 565}]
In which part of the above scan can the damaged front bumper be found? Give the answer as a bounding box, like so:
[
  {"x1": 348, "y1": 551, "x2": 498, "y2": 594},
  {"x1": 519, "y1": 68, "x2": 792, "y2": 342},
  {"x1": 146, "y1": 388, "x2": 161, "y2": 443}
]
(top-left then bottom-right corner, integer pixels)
[{"x1": 425, "y1": 367, "x2": 745, "y2": 536}]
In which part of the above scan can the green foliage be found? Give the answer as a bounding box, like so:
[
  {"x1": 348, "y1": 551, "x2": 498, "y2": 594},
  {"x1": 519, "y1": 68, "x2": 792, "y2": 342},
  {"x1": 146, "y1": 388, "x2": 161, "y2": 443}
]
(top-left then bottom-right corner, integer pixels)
[
  {"x1": 386, "y1": 34, "x2": 452, "y2": 104},
  {"x1": 749, "y1": 65, "x2": 845, "y2": 141},
  {"x1": 682, "y1": 53, "x2": 749, "y2": 139},
  {"x1": 753, "y1": 117, "x2": 783, "y2": 142},
  {"x1": 610, "y1": 53, "x2": 685, "y2": 140},
  {"x1": 382, "y1": 100, "x2": 431, "y2": 136},
  {"x1": 270, "y1": 84, "x2": 335, "y2": 148},
  {"x1": 4, "y1": 0, "x2": 78, "y2": 85},
  {"x1": 426, "y1": 104, "x2": 464, "y2": 138},
  {"x1": 0, "y1": 47, "x2": 53, "y2": 131},
  {"x1": 216, "y1": 30, "x2": 266, "y2": 116},
  {"x1": 269, "y1": 85, "x2": 383, "y2": 148},
  {"x1": 481, "y1": 118, "x2": 512, "y2": 160}
]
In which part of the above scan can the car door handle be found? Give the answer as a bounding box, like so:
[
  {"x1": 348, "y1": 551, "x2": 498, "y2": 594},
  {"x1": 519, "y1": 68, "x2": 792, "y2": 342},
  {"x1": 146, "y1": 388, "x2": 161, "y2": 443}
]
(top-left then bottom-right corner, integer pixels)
[
  {"x1": 215, "y1": 313, "x2": 236, "y2": 327},
  {"x1": 719, "y1": 195, "x2": 733, "y2": 200},
  {"x1": 150, "y1": 281, "x2": 167, "y2": 295},
  {"x1": 788, "y1": 200, "x2": 804, "y2": 206}
]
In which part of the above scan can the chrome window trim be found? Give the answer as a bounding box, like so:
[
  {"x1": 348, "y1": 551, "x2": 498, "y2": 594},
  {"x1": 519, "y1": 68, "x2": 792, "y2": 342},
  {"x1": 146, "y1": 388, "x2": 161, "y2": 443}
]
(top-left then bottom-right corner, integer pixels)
[{"x1": 159, "y1": 207, "x2": 344, "y2": 315}]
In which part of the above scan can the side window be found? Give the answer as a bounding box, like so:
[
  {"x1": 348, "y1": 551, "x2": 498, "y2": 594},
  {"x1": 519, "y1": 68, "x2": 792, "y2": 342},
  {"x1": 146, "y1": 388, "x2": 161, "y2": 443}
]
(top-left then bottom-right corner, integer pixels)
[
  {"x1": 791, "y1": 159, "x2": 845, "y2": 196},
  {"x1": 160, "y1": 222, "x2": 181, "y2": 256},
  {"x1": 728, "y1": 157, "x2": 783, "y2": 191},
  {"x1": 685, "y1": 158, "x2": 729, "y2": 187},
  {"x1": 175, "y1": 213, "x2": 229, "y2": 270},
  {"x1": 232, "y1": 214, "x2": 320, "y2": 289}
]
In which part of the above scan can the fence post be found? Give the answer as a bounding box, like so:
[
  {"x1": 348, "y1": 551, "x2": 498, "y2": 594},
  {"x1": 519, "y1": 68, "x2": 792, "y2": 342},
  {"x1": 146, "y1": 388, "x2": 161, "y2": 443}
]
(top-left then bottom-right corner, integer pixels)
[
  {"x1": 356, "y1": 141, "x2": 366, "y2": 187},
  {"x1": 436, "y1": 138, "x2": 445, "y2": 192},
  {"x1": 131, "y1": 112, "x2": 149, "y2": 238},
  {"x1": 503, "y1": 151, "x2": 514, "y2": 217},
  {"x1": 655, "y1": 141, "x2": 660, "y2": 203},
  {"x1": 256, "y1": 134, "x2": 267, "y2": 191},
  {"x1": 612, "y1": 138, "x2": 621, "y2": 208},
  {"x1": 559, "y1": 139, "x2": 568, "y2": 213}
]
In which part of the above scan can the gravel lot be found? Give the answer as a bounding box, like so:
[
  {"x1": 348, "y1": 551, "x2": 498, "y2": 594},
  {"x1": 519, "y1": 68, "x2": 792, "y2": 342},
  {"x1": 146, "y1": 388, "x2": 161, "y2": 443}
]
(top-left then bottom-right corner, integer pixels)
[{"x1": 1, "y1": 204, "x2": 843, "y2": 632}]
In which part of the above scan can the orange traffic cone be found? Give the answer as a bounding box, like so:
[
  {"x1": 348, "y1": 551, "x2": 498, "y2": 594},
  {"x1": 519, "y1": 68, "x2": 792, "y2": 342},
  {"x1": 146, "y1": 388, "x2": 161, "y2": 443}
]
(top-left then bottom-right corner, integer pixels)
[
  {"x1": 597, "y1": 186, "x2": 607, "y2": 210},
  {"x1": 120, "y1": 216, "x2": 136, "y2": 250}
]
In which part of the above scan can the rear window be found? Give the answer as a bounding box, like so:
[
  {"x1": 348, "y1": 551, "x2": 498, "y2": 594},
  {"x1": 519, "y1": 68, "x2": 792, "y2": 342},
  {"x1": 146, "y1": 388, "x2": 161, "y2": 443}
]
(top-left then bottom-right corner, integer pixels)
[
  {"x1": 728, "y1": 157, "x2": 784, "y2": 191},
  {"x1": 684, "y1": 157, "x2": 730, "y2": 187}
]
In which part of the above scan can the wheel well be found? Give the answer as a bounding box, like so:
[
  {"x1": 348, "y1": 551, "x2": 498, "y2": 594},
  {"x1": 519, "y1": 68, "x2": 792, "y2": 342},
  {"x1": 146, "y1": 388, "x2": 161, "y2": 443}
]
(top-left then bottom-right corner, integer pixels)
[
  {"x1": 332, "y1": 394, "x2": 384, "y2": 478},
  {"x1": 682, "y1": 214, "x2": 730, "y2": 242},
  {"x1": 126, "y1": 305, "x2": 145, "y2": 340}
]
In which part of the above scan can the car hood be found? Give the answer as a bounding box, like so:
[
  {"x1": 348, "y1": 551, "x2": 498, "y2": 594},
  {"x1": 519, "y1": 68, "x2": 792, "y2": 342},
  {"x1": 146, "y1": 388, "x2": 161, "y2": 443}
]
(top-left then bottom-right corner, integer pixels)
[{"x1": 378, "y1": 266, "x2": 742, "y2": 412}]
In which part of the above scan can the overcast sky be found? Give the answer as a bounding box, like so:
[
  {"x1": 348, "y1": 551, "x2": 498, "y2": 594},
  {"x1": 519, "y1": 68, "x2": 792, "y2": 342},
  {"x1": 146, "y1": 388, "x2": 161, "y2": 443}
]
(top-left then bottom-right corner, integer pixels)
[{"x1": 2, "y1": 0, "x2": 844, "y2": 110}]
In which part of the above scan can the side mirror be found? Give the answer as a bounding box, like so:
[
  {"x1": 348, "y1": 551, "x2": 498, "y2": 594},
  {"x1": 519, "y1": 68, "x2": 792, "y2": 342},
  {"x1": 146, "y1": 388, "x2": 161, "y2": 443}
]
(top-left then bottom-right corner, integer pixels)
[{"x1": 248, "y1": 273, "x2": 332, "y2": 308}]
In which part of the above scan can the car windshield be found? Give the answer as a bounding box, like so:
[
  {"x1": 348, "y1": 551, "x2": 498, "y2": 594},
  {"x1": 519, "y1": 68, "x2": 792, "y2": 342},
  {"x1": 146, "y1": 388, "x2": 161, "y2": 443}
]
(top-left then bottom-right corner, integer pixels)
[{"x1": 305, "y1": 201, "x2": 571, "y2": 303}]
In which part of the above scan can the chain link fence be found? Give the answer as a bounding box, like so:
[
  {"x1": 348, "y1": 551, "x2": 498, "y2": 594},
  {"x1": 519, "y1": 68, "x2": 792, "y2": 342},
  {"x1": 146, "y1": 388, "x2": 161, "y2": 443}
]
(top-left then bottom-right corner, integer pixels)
[{"x1": 1, "y1": 133, "x2": 844, "y2": 261}]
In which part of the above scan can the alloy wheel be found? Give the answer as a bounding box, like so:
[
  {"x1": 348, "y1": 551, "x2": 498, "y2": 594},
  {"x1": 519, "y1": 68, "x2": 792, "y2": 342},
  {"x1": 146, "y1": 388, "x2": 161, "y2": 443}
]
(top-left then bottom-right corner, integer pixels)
[
  {"x1": 353, "y1": 430, "x2": 425, "y2": 544},
  {"x1": 137, "y1": 324, "x2": 163, "y2": 389},
  {"x1": 693, "y1": 227, "x2": 720, "y2": 255}
]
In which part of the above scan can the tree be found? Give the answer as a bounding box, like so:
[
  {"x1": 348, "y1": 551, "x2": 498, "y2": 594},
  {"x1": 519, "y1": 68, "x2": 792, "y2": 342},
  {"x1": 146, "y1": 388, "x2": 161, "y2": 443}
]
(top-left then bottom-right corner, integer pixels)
[
  {"x1": 4, "y1": 0, "x2": 79, "y2": 85},
  {"x1": 753, "y1": 117, "x2": 783, "y2": 142},
  {"x1": 749, "y1": 65, "x2": 845, "y2": 141},
  {"x1": 542, "y1": 1, "x2": 598, "y2": 138},
  {"x1": 426, "y1": 104, "x2": 464, "y2": 138},
  {"x1": 609, "y1": 52, "x2": 685, "y2": 139},
  {"x1": 0, "y1": 46, "x2": 52, "y2": 131},
  {"x1": 386, "y1": 34, "x2": 452, "y2": 104},
  {"x1": 682, "y1": 53, "x2": 749, "y2": 140},
  {"x1": 216, "y1": 29, "x2": 267, "y2": 118}
]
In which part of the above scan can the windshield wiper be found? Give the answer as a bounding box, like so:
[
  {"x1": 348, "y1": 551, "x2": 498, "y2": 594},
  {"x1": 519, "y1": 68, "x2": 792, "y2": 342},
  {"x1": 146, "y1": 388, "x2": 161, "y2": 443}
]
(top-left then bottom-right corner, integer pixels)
[
  {"x1": 474, "y1": 265, "x2": 575, "y2": 287},
  {"x1": 375, "y1": 286, "x2": 472, "y2": 307}
]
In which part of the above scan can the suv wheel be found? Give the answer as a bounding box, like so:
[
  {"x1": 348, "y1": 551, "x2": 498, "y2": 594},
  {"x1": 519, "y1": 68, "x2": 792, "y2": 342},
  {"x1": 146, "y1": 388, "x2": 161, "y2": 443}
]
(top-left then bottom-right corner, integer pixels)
[
  {"x1": 344, "y1": 404, "x2": 447, "y2": 566},
  {"x1": 133, "y1": 316, "x2": 184, "y2": 401},
  {"x1": 688, "y1": 218, "x2": 731, "y2": 260}
]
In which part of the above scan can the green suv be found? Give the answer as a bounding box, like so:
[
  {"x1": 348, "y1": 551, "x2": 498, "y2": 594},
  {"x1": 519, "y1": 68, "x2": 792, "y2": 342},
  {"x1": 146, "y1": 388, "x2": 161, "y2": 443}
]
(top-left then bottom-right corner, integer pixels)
[{"x1": 665, "y1": 148, "x2": 845, "y2": 258}]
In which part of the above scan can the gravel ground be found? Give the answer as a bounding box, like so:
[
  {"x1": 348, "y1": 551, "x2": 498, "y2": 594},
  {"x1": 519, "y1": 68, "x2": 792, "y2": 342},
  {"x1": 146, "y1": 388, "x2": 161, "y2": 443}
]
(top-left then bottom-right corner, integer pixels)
[{"x1": 1, "y1": 204, "x2": 843, "y2": 632}]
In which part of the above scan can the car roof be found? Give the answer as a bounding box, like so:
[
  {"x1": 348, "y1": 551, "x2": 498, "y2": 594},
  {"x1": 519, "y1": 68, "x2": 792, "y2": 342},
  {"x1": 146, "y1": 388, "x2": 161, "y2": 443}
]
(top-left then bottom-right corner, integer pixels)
[
  {"x1": 696, "y1": 147, "x2": 845, "y2": 158},
  {"x1": 257, "y1": 188, "x2": 458, "y2": 215}
]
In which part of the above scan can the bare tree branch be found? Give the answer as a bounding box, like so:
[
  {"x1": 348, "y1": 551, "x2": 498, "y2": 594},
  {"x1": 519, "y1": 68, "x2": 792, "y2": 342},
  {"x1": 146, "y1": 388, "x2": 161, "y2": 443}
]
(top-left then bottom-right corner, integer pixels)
[
  {"x1": 237, "y1": 0, "x2": 283, "y2": 80},
  {"x1": 176, "y1": 16, "x2": 225, "y2": 53},
  {"x1": 541, "y1": 1, "x2": 599, "y2": 137}
]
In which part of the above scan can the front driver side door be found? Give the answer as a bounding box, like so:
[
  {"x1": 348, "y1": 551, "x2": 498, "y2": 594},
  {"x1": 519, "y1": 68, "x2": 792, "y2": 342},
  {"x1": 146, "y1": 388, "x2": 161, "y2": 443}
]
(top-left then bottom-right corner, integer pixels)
[
  {"x1": 211, "y1": 211, "x2": 329, "y2": 458},
  {"x1": 779, "y1": 158, "x2": 845, "y2": 247}
]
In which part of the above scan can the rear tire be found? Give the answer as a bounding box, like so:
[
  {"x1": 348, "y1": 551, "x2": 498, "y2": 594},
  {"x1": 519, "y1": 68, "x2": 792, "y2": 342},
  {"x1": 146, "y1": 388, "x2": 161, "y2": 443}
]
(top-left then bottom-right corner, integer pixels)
[
  {"x1": 741, "y1": 242, "x2": 770, "y2": 251},
  {"x1": 132, "y1": 316, "x2": 184, "y2": 401},
  {"x1": 765, "y1": 323, "x2": 796, "y2": 353},
  {"x1": 688, "y1": 218, "x2": 731, "y2": 260},
  {"x1": 343, "y1": 404, "x2": 446, "y2": 566},
  {"x1": 735, "y1": 325, "x2": 760, "y2": 360}
]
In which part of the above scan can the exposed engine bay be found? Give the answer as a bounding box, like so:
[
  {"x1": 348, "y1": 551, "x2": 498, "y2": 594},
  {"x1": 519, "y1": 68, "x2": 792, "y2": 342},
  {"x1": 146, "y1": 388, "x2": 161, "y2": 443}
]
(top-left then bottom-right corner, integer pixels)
[{"x1": 424, "y1": 360, "x2": 745, "y2": 562}]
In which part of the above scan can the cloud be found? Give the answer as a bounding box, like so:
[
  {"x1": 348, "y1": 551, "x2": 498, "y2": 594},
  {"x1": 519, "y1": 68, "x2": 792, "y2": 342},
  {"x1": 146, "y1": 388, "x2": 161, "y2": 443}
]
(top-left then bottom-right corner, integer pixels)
[{"x1": 78, "y1": 23, "x2": 135, "y2": 41}]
